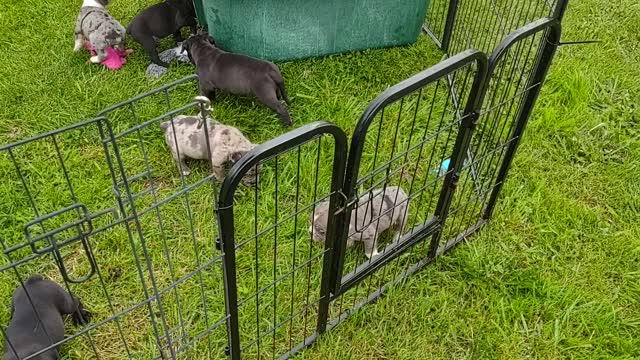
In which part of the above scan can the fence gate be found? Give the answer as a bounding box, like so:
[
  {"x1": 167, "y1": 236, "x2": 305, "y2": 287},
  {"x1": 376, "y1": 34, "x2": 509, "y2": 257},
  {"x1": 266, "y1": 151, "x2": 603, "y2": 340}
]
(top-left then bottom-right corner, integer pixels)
[
  {"x1": 217, "y1": 50, "x2": 487, "y2": 359},
  {"x1": 94, "y1": 76, "x2": 235, "y2": 359},
  {"x1": 328, "y1": 50, "x2": 487, "y2": 298},
  {"x1": 217, "y1": 122, "x2": 348, "y2": 359}
]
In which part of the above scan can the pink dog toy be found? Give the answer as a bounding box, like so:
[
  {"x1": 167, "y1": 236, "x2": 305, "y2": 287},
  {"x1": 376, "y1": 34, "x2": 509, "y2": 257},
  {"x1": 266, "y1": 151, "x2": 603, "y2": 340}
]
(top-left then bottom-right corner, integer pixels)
[{"x1": 86, "y1": 43, "x2": 133, "y2": 70}]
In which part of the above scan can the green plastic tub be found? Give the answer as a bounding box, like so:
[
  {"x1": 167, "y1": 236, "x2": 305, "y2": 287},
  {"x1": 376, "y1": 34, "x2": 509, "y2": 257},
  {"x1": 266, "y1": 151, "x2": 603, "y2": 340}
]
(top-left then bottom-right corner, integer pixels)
[{"x1": 193, "y1": 0, "x2": 430, "y2": 61}]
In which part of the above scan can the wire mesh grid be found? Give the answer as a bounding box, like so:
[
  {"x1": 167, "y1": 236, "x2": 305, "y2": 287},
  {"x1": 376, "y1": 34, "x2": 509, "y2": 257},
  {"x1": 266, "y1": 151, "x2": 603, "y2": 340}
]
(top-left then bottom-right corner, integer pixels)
[
  {"x1": 320, "y1": 51, "x2": 485, "y2": 333},
  {"x1": 1, "y1": 1, "x2": 566, "y2": 359},
  {"x1": 1, "y1": 76, "x2": 231, "y2": 359},
  {"x1": 234, "y1": 143, "x2": 330, "y2": 358},
  {"x1": 440, "y1": 24, "x2": 555, "y2": 251},
  {"x1": 425, "y1": 0, "x2": 559, "y2": 54},
  {"x1": 216, "y1": 122, "x2": 348, "y2": 359}
]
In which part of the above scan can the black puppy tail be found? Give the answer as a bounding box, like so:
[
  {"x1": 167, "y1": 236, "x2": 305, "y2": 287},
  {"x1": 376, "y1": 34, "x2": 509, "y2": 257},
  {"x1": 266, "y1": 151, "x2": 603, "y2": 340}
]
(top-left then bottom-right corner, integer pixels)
[{"x1": 271, "y1": 73, "x2": 291, "y2": 104}]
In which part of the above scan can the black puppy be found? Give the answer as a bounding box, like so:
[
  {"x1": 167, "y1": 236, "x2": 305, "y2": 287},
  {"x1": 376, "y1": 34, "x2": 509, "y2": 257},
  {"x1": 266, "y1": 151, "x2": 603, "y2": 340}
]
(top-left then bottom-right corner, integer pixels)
[
  {"x1": 127, "y1": 0, "x2": 197, "y2": 67},
  {"x1": 182, "y1": 33, "x2": 292, "y2": 126},
  {"x1": 2, "y1": 275, "x2": 90, "y2": 360}
]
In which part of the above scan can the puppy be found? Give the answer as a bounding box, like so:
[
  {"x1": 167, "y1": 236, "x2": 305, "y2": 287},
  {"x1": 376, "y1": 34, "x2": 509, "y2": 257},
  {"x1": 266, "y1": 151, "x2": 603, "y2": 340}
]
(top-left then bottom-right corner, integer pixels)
[
  {"x1": 2, "y1": 275, "x2": 90, "y2": 360},
  {"x1": 310, "y1": 186, "x2": 409, "y2": 258},
  {"x1": 160, "y1": 115, "x2": 261, "y2": 185},
  {"x1": 73, "y1": 0, "x2": 127, "y2": 64},
  {"x1": 127, "y1": 0, "x2": 197, "y2": 67},
  {"x1": 182, "y1": 33, "x2": 293, "y2": 126}
]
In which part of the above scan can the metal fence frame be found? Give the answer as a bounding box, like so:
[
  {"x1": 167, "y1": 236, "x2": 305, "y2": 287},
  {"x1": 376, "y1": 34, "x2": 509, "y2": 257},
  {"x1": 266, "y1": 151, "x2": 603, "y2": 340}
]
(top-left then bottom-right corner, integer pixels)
[
  {"x1": 0, "y1": 0, "x2": 568, "y2": 359},
  {"x1": 218, "y1": 1, "x2": 566, "y2": 357}
]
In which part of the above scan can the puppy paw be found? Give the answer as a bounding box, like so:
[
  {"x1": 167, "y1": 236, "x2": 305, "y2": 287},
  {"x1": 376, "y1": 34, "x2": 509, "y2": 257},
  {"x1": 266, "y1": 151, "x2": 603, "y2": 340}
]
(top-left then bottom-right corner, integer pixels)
[
  {"x1": 366, "y1": 250, "x2": 380, "y2": 259},
  {"x1": 72, "y1": 302, "x2": 92, "y2": 326},
  {"x1": 279, "y1": 114, "x2": 293, "y2": 127},
  {"x1": 73, "y1": 38, "x2": 85, "y2": 52},
  {"x1": 182, "y1": 169, "x2": 191, "y2": 176},
  {"x1": 89, "y1": 56, "x2": 102, "y2": 64},
  {"x1": 280, "y1": 119, "x2": 292, "y2": 127}
]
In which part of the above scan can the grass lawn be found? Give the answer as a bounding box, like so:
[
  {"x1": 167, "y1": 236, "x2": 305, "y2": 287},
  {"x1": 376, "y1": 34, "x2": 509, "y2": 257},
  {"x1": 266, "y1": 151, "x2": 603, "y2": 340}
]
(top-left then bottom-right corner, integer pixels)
[{"x1": 0, "y1": 0, "x2": 639, "y2": 359}]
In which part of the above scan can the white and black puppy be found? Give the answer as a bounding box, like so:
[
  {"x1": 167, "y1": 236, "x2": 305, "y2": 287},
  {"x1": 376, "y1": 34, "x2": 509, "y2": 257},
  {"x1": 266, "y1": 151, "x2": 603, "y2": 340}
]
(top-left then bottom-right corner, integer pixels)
[
  {"x1": 2, "y1": 275, "x2": 91, "y2": 360},
  {"x1": 310, "y1": 186, "x2": 409, "y2": 258},
  {"x1": 127, "y1": 0, "x2": 197, "y2": 67},
  {"x1": 73, "y1": 0, "x2": 126, "y2": 64},
  {"x1": 160, "y1": 114, "x2": 261, "y2": 186},
  {"x1": 182, "y1": 33, "x2": 293, "y2": 127}
]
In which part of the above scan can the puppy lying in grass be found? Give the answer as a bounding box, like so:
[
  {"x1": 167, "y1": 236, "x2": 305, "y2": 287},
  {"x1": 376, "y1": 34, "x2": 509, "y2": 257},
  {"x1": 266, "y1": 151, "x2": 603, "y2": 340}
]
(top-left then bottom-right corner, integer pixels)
[
  {"x1": 127, "y1": 0, "x2": 197, "y2": 67},
  {"x1": 310, "y1": 186, "x2": 409, "y2": 259},
  {"x1": 181, "y1": 33, "x2": 293, "y2": 126},
  {"x1": 3, "y1": 275, "x2": 90, "y2": 360},
  {"x1": 160, "y1": 114, "x2": 260, "y2": 186}
]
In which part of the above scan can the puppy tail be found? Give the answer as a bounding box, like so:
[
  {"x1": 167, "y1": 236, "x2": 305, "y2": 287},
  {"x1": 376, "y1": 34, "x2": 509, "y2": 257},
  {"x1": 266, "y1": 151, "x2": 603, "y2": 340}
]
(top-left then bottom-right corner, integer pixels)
[{"x1": 270, "y1": 72, "x2": 291, "y2": 104}]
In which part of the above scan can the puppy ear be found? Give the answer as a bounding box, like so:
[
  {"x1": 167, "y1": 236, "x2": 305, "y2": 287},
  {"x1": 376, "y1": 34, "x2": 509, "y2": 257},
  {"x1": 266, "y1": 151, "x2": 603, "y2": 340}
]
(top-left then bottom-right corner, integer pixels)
[{"x1": 159, "y1": 121, "x2": 170, "y2": 133}]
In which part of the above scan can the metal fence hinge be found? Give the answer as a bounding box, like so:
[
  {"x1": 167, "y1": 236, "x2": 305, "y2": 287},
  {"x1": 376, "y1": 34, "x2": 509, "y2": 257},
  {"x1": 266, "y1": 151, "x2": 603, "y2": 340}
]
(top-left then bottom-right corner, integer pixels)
[
  {"x1": 332, "y1": 191, "x2": 352, "y2": 216},
  {"x1": 470, "y1": 110, "x2": 481, "y2": 126},
  {"x1": 195, "y1": 95, "x2": 212, "y2": 129},
  {"x1": 449, "y1": 173, "x2": 461, "y2": 190}
]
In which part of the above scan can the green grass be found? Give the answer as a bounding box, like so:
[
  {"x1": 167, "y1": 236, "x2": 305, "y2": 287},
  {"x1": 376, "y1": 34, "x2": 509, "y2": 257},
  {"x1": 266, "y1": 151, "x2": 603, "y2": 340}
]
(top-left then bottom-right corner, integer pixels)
[{"x1": 0, "y1": 0, "x2": 639, "y2": 359}]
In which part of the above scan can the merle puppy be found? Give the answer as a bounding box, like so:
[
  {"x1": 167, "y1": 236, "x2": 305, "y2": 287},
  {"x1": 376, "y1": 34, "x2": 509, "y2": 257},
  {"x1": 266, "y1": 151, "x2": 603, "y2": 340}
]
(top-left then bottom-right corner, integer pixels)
[
  {"x1": 74, "y1": 0, "x2": 126, "y2": 64},
  {"x1": 127, "y1": 0, "x2": 197, "y2": 67},
  {"x1": 160, "y1": 114, "x2": 260, "y2": 185},
  {"x1": 310, "y1": 186, "x2": 409, "y2": 258},
  {"x1": 182, "y1": 33, "x2": 292, "y2": 126},
  {"x1": 2, "y1": 275, "x2": 90, "y2": 360}
]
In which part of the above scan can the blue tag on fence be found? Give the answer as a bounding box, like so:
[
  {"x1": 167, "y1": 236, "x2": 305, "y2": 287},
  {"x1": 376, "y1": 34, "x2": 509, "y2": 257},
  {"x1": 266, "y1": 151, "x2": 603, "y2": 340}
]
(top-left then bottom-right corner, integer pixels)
[{"x1": 433, "y1": 158, "x2": 451, "y2": 177}]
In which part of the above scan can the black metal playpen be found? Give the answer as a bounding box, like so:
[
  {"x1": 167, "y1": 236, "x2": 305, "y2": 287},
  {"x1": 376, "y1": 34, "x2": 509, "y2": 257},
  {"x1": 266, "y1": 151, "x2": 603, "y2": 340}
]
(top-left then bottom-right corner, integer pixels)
[{"x1": 1, "y1": 0, "x2": 568, "y2": 358}]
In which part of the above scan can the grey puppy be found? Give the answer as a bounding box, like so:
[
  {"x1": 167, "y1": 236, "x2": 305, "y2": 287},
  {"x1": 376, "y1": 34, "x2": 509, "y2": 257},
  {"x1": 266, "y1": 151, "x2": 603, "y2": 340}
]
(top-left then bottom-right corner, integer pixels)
[
  {"x1": 126, "y1": 0, "x2": 197, "y2": 67},
  {"x1": 160, "y1": 115, "x2": 260, "y2": 185},
  {"x1": 3, "y1": 275, "x2": 90, "y2": 360},
  {"x1": 73, "y1": 0, "x2": 126, "y2": 64},
  {"x1": 310, "y1": 186, "x2": 409, "y2": 258},
  {"x1": 181, "y1": 33, "x2": 292, "y2": 126}
]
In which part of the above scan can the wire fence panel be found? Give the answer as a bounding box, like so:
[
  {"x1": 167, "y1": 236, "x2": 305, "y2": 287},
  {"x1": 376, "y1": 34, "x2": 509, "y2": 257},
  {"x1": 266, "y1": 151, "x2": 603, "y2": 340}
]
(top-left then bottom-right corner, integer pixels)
[
  {"x1": 425, "y1": 0, "x2": 562, "y2": 54},
  {"x1": 0, "y1": 2, "x2": 567, "y2": 358},
  {"x1": 424, "y1": 0, "x2": 452, "y2": 46},
  {"x1": 439, "y1": 19, "x2": 561, "y2": 251},
  {"x1": 217, "y1": 123, "x2": 348, "y2": 359},
  {"x1": 332, "y1": 49, "x2": 485, "y2": 292},
  {"x1": 317, "y1": 51, "x2": 487, "y2": 338},
  {"x1": 98, "y1": 76, "x2": 229, "y2": 360},
  {"x1": 0, "y1": 118, "x2": 128, "y2": 360},
  {"x1": 1, "y1": 77, "x2": 230, "y2": 359}
]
